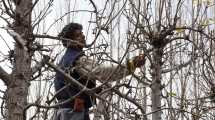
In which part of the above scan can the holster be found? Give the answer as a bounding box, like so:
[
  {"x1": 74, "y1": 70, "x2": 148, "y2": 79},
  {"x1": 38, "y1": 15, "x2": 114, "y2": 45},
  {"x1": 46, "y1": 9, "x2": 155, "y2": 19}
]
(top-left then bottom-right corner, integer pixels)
[{"x1": 73, "y1": 97, "x2": 85, "y2": 112}]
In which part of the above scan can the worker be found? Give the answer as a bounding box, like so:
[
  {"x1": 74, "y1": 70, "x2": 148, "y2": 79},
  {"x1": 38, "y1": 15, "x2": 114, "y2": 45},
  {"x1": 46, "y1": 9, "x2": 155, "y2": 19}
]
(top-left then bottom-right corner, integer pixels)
[{"x1": 53, "y1": 22, "x2": 145, "y2": 120}]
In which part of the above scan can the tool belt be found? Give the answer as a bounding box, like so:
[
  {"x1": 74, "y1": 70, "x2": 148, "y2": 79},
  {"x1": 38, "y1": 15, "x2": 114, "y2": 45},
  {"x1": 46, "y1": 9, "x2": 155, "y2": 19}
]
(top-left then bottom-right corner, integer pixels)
[
  {"x1": 58, "y1": 97, "x2": 85, "y2": 111},
  {"x1": 73, "y1": 97, "x2": 85, "y2": 111}
]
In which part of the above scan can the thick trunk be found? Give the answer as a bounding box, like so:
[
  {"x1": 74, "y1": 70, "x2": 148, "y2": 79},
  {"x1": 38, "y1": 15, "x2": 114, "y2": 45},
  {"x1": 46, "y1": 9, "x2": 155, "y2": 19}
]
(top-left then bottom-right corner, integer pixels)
[
  {"x1": 151, "y1": 47, "x2": 163, "y2": 120},
  {"x1": 6, "y1": 46, "x2": 32, "y2": 120},
  {"x1": 5, "y1": 0, "x2": 33, "y2": 120}
]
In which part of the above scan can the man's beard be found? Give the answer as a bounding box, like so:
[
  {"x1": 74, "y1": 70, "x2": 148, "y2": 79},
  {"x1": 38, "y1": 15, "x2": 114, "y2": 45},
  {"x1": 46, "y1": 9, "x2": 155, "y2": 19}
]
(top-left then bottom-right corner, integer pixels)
[{"x1": 63, "y1": 40, "x2": 85, "y2": 49}]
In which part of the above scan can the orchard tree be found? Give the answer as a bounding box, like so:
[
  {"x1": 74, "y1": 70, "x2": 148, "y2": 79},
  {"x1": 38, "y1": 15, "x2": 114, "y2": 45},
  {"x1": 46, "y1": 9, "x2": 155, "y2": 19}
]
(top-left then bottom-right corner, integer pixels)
[
  {"x1": 0, "y1": 0, "x2": 33, "y2": 120},
  {"x1": 0, "y1": 0, "x2": 215, "y2": 120}
]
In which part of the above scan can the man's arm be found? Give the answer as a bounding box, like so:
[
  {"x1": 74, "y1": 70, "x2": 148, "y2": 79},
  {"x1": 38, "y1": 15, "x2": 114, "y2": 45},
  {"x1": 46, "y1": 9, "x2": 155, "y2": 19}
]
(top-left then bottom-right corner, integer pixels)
[
  {"x1": 74, "y1": 56, "x2": 131, "y2": 82},
  {"x1": 74, "y1": 55, "x2": 145, "y2": 82}
]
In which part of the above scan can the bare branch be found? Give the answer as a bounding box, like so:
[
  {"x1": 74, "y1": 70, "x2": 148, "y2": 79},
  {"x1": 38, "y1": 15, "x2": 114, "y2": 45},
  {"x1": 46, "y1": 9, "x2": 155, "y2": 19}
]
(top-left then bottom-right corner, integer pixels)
[
  {"x1": 1, "y1": 0, "x2": 15, "y2": 18},
  {"x1": 44, "y1": 55, "x2": 92, "y2": 92},
  {"x1": 88, "y1": 0, "x2": 97, "y2": 13},
  {"x1": 175, "y1": 26, "x2": 215, "y2": 40},
  {"x1": 0, "y1": 66, "x2": 10, "y2": 85},
  {"x1": 31, "y1": 59, "x2": 46, "y2": 76},
  {"x1": 162, "y1": 58, "x2": 193, "y2": 73},
  {"x1": 34, "y1": 34, "x2": 86, "y2": 47}
]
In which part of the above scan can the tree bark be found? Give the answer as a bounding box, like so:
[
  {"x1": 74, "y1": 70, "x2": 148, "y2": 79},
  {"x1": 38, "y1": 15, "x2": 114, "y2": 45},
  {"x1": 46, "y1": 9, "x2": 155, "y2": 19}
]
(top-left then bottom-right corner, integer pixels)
[
  {"x1": 151, "y1": 46, "x2": 163, "y2": 120},
  {"x1": 5, "y1": 0, "x2": 33, "y2": 120}
]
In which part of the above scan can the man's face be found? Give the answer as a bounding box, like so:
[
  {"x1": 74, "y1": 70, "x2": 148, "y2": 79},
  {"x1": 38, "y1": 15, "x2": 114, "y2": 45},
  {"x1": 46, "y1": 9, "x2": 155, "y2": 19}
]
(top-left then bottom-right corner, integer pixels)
[
  {"x1": 71, "y1": 29, "x2": 86, "y2": 49},
  {"x1": 72, "y1": 30, "x2": 86, "y2": 45}
]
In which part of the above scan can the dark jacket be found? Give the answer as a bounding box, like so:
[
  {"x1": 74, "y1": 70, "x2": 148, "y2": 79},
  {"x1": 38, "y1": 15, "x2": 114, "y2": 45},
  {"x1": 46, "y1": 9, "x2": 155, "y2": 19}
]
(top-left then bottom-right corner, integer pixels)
[{"x1": 54, "y1": 48, "x2": 95, "y2": 109}]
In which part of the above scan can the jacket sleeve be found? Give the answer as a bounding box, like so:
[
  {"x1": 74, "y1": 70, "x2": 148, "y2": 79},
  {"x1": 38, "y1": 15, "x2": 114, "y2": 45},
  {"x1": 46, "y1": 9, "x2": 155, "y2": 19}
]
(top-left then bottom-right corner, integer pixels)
[{"x1": 74, "y1": 56, "x2": 131, "y2": 82}]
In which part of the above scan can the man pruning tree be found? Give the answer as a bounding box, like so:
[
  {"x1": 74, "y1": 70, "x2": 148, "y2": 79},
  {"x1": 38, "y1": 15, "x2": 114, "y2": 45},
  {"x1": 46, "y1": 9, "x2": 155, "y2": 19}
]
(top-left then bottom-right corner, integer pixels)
[{"x1": 53, "y1": 23, "x2": 146, "y2": 120}]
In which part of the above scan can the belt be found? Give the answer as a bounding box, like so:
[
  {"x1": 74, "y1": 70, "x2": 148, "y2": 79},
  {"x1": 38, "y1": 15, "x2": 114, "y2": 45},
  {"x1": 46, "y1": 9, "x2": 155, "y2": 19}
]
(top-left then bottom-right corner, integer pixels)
[
  {"x1": 58, "y1": 99, "x2": 75, "y2": 109},
  {"x1": 58, "y1": 98, "x2": 85, "y2": 111}
]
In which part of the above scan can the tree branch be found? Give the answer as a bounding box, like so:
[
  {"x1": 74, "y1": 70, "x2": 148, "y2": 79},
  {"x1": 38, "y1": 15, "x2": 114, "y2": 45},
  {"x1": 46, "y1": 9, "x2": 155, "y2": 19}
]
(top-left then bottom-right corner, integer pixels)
[
  {"x1": 43, "y1": 55, "x2": 92, "y2": 92},
  {"x1": 0, "y1": 66, "x2": 11, "y2": 85},
  {"x1": 162, "y1": 58, "x2": 193, "y2": 73},
  {"x1": 88, "y1": 0, "x2": 97, "y2": 13},
  {"x1": 1, "y1": 0, "x2": 15, "y2": 18},
  {"x1": 34, "y1": 34, "x2": 86, "y2": 47},
  {"x1": 31, "y1": 60, "x2": 46, "y2": 78}
]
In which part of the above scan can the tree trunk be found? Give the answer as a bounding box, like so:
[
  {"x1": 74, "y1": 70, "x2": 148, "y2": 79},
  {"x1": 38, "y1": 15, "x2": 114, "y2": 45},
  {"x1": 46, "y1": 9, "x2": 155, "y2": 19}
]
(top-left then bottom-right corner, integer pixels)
[
  {"x1": 5, "y1": 0, "x2": 33, "y2": 120},
  {"x1": 151, "y1": 47, "x2": 163, "y2": 120}
]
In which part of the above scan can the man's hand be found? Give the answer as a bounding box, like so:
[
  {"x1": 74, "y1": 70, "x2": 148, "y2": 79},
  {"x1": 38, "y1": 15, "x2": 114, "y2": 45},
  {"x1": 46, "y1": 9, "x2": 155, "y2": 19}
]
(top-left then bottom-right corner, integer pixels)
[
  {"x1": 127, "y1": 54, "x2": 145, "y2": 73},
  {"x1": 133, "y1": 53, "x2": 146, "y2": 68}
]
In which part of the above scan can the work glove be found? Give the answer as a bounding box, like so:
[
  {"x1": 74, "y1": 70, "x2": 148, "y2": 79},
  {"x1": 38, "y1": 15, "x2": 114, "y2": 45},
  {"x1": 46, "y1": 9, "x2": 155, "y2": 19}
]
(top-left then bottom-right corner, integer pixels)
[
  {"x1": 133, "y1": 53, "x2": 145, "y2": 68},
  {"x1": 127, "y1": 53, "x2": 145, "y2": 73}
]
